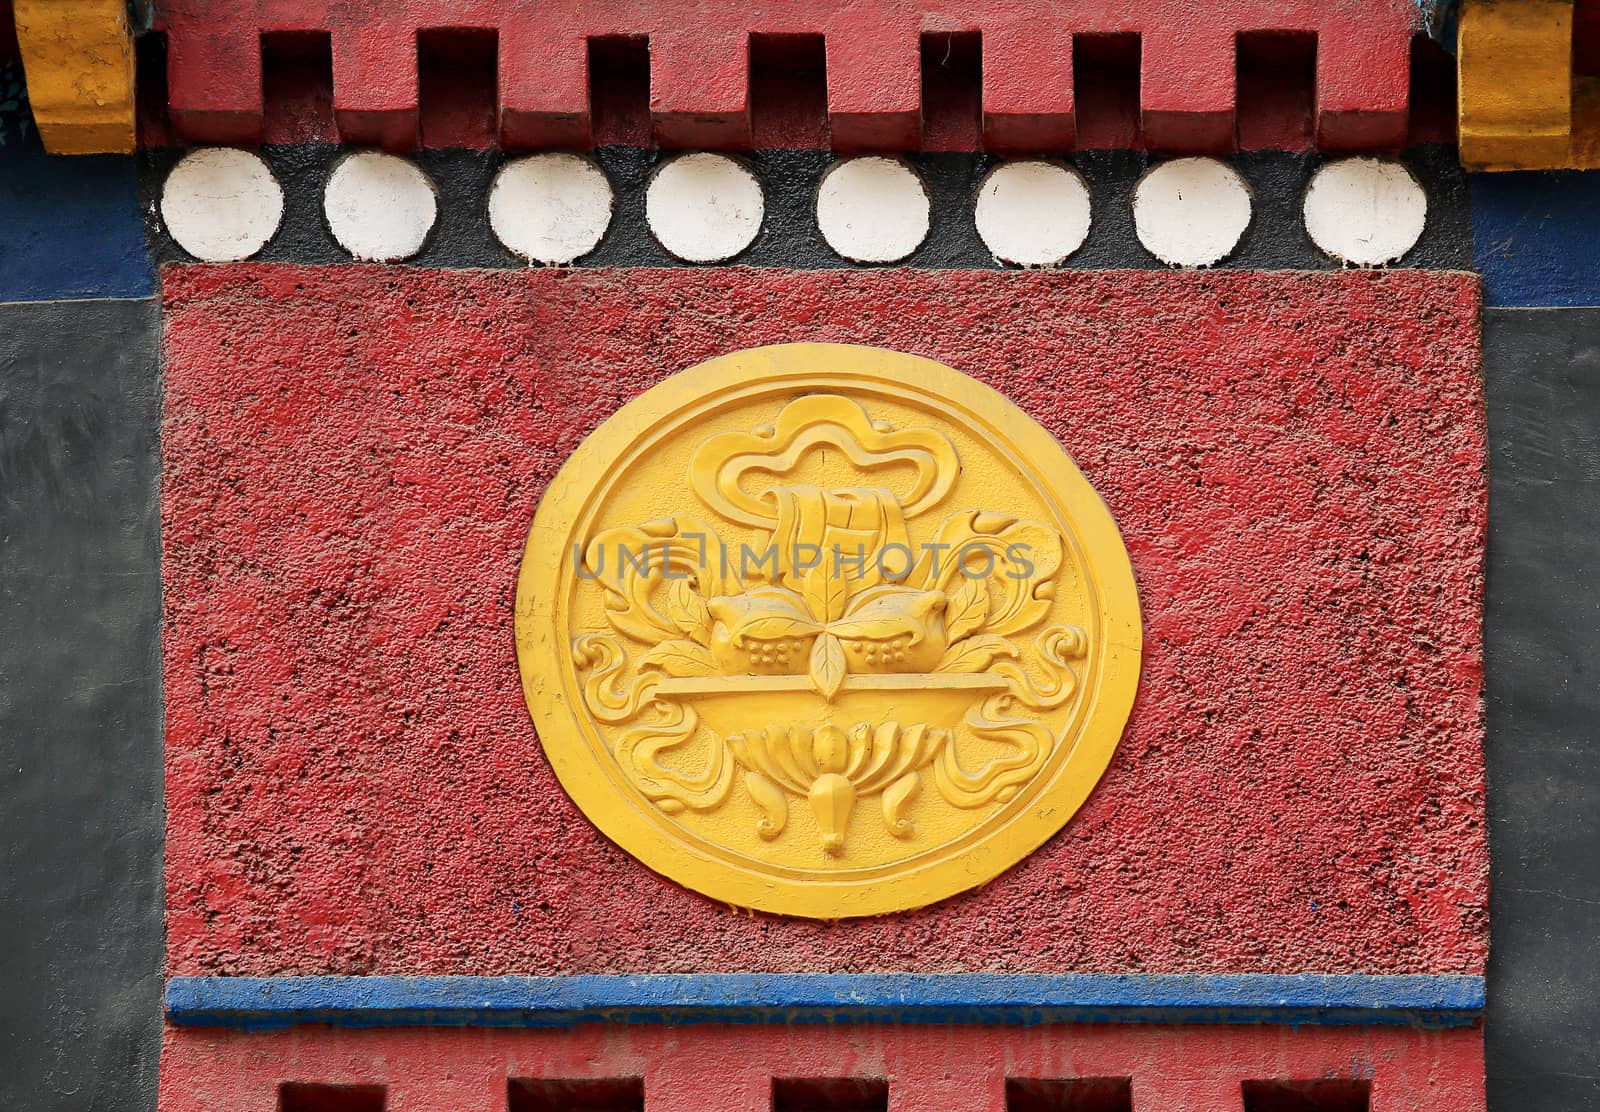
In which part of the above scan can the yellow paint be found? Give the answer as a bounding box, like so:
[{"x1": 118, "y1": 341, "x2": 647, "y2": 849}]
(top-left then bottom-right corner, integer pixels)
[
  {"x1": 1568, "y1": 76, "x2": 1600, "y2": 169},
  {"x1": 12, "y1": 0, "x2": 136, "y2": 155},
  {"x1": 515, "y1": 344, "x2": 1142, "y2": 918},
  {"x1": 1458, "y1": 0, "x2": 1573, "y2": 170}
]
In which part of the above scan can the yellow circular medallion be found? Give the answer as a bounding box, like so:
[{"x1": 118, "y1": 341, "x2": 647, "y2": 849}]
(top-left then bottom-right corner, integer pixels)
[{"x1": 516, "y1": 343, "x2": 1141, "y2": 917}]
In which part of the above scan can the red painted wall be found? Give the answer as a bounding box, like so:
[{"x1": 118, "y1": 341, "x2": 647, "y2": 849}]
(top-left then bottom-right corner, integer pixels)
[
  {"x1": 159, "y1": 1022, "x2": 1486, "y2": 1112},
  {"x1": 161, "y1": 266, "x2": 1486, "y2": 977}
]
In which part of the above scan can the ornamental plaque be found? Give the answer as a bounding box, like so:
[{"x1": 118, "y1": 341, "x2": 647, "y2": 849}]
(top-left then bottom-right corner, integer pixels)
[{"x1": 516, "y1": 343, "x2": 1140, "y2": 917}]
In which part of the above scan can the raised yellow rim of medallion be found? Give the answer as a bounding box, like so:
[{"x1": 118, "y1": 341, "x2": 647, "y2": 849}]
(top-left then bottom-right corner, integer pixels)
[{"x1": 515, "y1": 343, "x2": 1142, "y2": 918}]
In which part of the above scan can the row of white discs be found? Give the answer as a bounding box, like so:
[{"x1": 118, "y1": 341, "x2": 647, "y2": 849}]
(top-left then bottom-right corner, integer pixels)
[{"x1": 161, "y1": 147, "x2": 1428, "y2": 268}]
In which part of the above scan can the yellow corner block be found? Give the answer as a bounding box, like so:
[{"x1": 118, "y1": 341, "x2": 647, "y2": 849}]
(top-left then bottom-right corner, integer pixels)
[
  {"x1": 1459, "y1": 0, "x2": 1573, "y2": 170},
  {"x1": 12, "y1": 0, "x2": 136, "y2": 155},
  {"x1": 1570, "y1": 76, "x2": 1600, "y2": 169}
]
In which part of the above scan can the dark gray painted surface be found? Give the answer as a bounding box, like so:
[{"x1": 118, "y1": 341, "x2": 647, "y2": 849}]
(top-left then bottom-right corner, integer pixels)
[
  {"x1": 1484, "y1": 307, "x2": 1600, "y2": 1110},
  {"x1": 139, "y1": 144, "x2": 1472, "y2": 273},
  {"x1": 0, "y1": 298, "x2": 163, "y2": 1111}
]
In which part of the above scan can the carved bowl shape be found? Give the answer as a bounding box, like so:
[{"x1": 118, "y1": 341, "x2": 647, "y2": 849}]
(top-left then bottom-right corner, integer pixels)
[{"x1": 657, "y1": 674, "x2": 1009, "y2": 855}]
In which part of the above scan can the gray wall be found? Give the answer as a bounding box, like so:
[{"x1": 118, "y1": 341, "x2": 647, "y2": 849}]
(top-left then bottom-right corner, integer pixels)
[
  {"x1": 1484, "y1": 307, "x2": 1600, "y2": 1109},
  {"x1": 0, "y1": 298, "x2": 164, "y2": 1111}
]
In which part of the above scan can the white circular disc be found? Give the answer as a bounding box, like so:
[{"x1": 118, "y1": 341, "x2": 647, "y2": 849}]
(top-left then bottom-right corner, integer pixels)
[
  {"x1": 160, "y1": 148, "x2": 283, "y2": 262},
  {"x1": 323, "y1": 152, "x2": 438, "y2": 262},
  {"x1": 1132, "y1": 157, "x2": 1253, "y2": 268},
  {"x1": 489, "y1": 153, "x2": 614, "y2": 265},
  {"x1": 974, "y1": 160, "x2": 1092, "y2": 266},
  {"x1": 645, "y1": 153, "x2": 764, "y2": 263},
  {"x1": 816, "y1": 157, "x2": 930, "y2": 263},
  {"x1": 1303, "y1": 158, "x2": 1427, "y2": 267}
]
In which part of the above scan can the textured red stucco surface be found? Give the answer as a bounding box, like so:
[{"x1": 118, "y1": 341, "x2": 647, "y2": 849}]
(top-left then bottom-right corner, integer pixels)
[
  {"x1": 161, "y1": 266, "x2": 1486, "y2": 977},
  {"x1": 159, "y1": 1023, "x2": 1486, "y2": 1112}
]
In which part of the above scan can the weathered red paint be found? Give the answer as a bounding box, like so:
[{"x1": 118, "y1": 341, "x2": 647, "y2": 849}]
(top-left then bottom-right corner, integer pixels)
[
  {"x1": 158, "y1": 1022, "x2": 1486, "y2": 1112},
  {"x1": 151, "y1": 0, "x2": 1418, "y2": 152},
  {"x1": 161, "y1": 266, "x2": 1486, "y2": 978}
]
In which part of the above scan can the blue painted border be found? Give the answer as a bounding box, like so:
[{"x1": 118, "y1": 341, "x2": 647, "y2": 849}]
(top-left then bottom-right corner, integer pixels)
[
  {"x1": 1470, "y1": 171, "x2": 1600, "y2": 307},
  {"x1": 0, "y1": 65, "x2": 153, "y2": 302},
  {"x1": 165, "y1": 974, "x2": 1484, "y2": 1031}
]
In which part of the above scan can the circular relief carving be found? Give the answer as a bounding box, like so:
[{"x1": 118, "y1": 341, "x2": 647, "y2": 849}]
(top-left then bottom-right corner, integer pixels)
[{"x1": 516, "y1": 344, "x2": 1141, "y2": 917}]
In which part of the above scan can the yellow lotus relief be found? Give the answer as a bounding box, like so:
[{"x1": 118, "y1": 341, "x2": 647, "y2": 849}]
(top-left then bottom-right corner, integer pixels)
[
  {"x1": 569, "y1": 394, "x2": 1088, "y2": 856},
  {"x1": 518, "y1": 344, "x2": 1141, "y2": 916}
]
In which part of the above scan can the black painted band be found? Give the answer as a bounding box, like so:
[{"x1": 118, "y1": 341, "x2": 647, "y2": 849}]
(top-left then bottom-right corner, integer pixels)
[{"x1": 140, "y1": 145, "x2": 1472, "y2": 272}]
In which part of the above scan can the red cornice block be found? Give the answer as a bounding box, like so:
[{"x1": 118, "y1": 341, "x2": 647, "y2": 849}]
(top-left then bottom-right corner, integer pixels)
[
  {"x1": 331, "y1": 22, "x2": 419, "y2": 151},
  {"x1": 152, "y1": 0, "x2": 1423, "y2": 153},
  {"x1": 498, "y1": 24, "x2": 589, "y2": 150},
  {"x1": 1316, "y1": 25, "x2": 1412, "y2": 150},
  {"x1": 651, "y1": 28, "x2": 752, "y2": 149},
  {"x1": 164, "y1": 0, "x2": 264, "y2": 145},
  {"x1": 825, "y1": 22, "x2": 922, "y2": 152},
  {"x1": 981, "y1": 24, "x2": 1076, "y2": 153},
  {"x1": 1141, "y1": 24, "x2": 1237, "y2": 154}
]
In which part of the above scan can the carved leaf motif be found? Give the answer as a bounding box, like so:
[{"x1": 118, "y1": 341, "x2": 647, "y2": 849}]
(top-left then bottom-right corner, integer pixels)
[
  {"x1": 734, "y1": 615, "x2": 823, "y2": 643},
  {"x1": 585, "y1": 517, "x2": 728, "y2": 644},
  {"x1": 829, "y1": 586, "x2": 938, "y2": 643},
  {"x1": 809, "y1": 632, "x2": 848, "y2": 700},
  {"x1": 667, "y1": 578, "x2": 714, "y2": 645},
  {"x1": 911, "y1": 511, "x2": 1064, "y2": 637},
  {"x1": 827, "y1": 616, "x2": 923, "y2": 642},
  {"x1": 935, "y1": 634, "x2": 1018, "y2": 674},
  {"x1": 944, "y1": 578, "x2": 989, "y2": 643},
  {"x1": 804, "y1": 563, "x2": 849, "y2": 623},
  {"x1": 640, "y1": 639, "x2": 719, "y2": 676},
  {"x1": 722, "y1": 590, "x2": 821, "y2": 647}
]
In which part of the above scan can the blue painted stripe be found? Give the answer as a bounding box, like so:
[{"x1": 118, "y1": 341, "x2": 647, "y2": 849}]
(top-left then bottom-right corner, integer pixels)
[
  {"x1": 165, "y1": 973, "x2": 1484, "y2": 1031},
  {"x1": 1471, "y1": 171, "x2": 1600, "y2": 307},
  {"x1": 0, "y1": 68, "x2": 152, "y2": 302}
]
